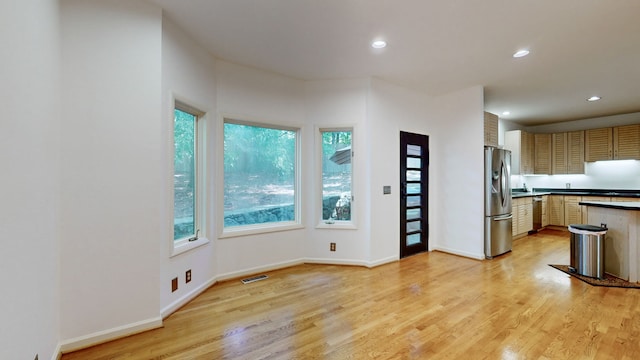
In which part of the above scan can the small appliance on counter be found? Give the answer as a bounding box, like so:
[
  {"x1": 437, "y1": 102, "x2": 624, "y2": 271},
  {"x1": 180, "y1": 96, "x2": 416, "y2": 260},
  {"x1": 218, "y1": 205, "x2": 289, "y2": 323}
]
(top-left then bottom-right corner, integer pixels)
[{"x1": 484, "y1": 146, "x2": 513, "y2": 259}]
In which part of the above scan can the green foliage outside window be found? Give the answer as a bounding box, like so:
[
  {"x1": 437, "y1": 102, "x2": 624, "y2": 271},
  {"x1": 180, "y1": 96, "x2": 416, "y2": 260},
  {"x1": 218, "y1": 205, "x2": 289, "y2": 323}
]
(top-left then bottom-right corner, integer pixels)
[{"x1": 224, "y1": 122, "x2": 297, "y2": 227}]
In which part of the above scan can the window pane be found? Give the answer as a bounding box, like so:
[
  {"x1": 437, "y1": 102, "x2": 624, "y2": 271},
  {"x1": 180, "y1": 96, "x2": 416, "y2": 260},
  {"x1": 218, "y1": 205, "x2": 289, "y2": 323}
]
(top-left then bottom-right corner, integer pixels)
[
  {"x1": 407, "y1": 183, "x2": 421, "y2": 194},
  {"x1": 174, "y1": 108, "x2": 196, "y2": 240},
  {"x1": 407, "y1": 157, "x2": 421, "y2": 169},
  {"x1": 406, "y1": 233, "x2": 421, "y2": 246},
  {"x1": 407, "y1": 195, "x2": 421, "y2": 207},
  {"x1": 407, "y1": 220, "x2": 421, "y2": 232},
  {"x1": 322, "y1": 130, "x2": 352, "y2": 221},
  {"x1": 407, "y1": 144, "x2": 421, "y2": 156},
  {"x1": 407, "y1": 208, "x2": 421, "y2": 220},
  {"x1": 406, "y1": 170, "x2": 421, "y2": 181},
  {"x1": 224, "y1": 122, "x2": 297, "y2": 227}
]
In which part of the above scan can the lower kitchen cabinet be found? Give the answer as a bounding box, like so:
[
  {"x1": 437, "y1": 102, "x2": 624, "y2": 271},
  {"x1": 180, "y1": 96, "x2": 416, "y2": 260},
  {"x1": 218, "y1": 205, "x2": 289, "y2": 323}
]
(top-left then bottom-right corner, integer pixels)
[
  {"x1": 512, "y1": 197, "x2": 533, "y2": 237},
  {"x1": 548, "y1": 195, "x2": 565, "y2": 226},
  {"x1": 541, "y1": 195, "x2": 549, "y2": 227},
  {"x1": 563, "y1": 196, "x2": 582, "y2": 226}
]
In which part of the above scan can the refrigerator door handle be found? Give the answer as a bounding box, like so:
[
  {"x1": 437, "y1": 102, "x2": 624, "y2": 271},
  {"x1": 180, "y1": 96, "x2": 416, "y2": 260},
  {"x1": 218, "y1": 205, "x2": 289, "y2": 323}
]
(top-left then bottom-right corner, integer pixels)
[
  {"x1": 500, "y1": 161, "x2": 507, "y2": 207},
  {"x1": 493, "y1": 214, "x2": 513, "y2": 221}
]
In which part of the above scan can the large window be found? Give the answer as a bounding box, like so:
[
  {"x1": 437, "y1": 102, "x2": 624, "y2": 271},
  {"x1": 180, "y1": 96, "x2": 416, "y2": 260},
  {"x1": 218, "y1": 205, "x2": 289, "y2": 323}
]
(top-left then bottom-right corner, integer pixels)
[
  {"x1": 223, "y1": 120, "x2": 299, "y2": 230},
  {"x1": 173, "y1": 105, "x2": 200, "y2": 242},
  {"x1": 321, "y1": 129, "x2": 352, "y2": 223}
]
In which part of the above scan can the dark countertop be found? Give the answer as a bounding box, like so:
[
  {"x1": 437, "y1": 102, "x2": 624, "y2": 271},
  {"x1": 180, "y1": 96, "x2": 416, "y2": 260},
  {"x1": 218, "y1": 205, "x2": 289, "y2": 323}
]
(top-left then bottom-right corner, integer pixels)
[
  {"x1": 579, "y1": 201, "x2": 640, "y2": 211},
  {"x1": 512, "y1": 188, "x2": 640, "y2": 199}
]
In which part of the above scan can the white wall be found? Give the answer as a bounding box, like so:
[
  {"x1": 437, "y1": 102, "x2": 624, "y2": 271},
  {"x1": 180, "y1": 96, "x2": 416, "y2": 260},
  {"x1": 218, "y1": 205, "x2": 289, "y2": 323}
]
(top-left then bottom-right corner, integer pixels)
[
  {"x1": 0, "y1": 0, "x2": 61, "y2": 359},
  {"x1": 304, "y1": 79, "x2": 371, "y2": 265},
  {"x1": 214, "y1": 61, "x2": 307, "y2": 278},
  {"x1": 159, "y1": 16, "x2": 218, "y2": 316},
  {"x1": 59, "y1": 0, "x2": 163, "y2": 348},
  {"x1": 431, "y1": 86, "x2": 486, "y2": 259},
  {"x1": 368, "y1": 79, "x2": 435, "y2": 262}
]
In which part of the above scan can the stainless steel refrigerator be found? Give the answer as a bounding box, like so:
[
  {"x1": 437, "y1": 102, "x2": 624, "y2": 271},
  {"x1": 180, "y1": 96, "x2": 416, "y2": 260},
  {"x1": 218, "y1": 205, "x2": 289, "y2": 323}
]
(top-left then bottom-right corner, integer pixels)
[{"x1": 484, "y1": 146, "x2": 513, "y2": 259}]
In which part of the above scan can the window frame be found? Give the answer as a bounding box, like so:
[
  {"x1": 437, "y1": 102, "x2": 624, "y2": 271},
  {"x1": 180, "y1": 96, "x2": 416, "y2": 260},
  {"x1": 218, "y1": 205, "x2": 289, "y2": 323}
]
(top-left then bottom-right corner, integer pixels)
[
  {"x1": 316, "y1": 126, "x2": 356, "y2": 229},
  {"x1": 171, "y1": 100, "x2": 209, "y2": 256},
  {"x1": 219, "y1": 116, "x2": 303, "y2": 238}
]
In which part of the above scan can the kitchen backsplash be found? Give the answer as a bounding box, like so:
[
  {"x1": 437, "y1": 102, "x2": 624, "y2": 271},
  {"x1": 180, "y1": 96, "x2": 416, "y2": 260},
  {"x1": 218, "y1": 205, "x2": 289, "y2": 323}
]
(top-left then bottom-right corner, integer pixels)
[{"x1": 511, "y1": 160, "x2": 640, "y2": 190}]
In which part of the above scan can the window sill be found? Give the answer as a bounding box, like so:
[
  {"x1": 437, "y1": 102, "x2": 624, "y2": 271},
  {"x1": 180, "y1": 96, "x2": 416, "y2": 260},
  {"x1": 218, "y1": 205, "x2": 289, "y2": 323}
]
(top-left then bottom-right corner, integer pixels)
[
  {"x1": 171, "y1": 237, "x2": 210, "y2": 257},
  {"x1": 315, "y1": 222, "x2": 357, "y2": 230},
  {"x1": 220, "y1": 222, "x2": 304, "y2": 239}
]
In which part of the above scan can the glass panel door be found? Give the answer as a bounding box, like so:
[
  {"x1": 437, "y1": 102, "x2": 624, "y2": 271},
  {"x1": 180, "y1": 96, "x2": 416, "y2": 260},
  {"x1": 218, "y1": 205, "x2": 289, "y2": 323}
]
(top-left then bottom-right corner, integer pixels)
[{"x1": 400, "y1": 132, "x2": 429, "y2": 258}]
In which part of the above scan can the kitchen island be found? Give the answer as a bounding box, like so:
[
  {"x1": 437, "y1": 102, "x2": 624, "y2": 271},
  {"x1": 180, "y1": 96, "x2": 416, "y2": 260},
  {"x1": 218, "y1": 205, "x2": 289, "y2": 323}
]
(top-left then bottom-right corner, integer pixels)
[{"x1": 579, "y1": 201, "x2": 640, "y2": 282}]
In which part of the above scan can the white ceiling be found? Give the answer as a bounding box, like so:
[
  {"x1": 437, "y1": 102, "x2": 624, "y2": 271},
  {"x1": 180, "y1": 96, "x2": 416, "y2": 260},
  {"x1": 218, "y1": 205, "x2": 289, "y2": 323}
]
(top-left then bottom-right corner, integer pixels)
[{"x1": 149, "y1": 0, "x2": 640, "y2": 126}]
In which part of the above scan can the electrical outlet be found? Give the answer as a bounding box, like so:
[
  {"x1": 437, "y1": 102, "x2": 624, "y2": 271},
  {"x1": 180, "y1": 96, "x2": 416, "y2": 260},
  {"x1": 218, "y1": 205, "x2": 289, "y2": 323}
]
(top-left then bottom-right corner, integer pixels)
[
  {"x1": 186, "y1": 269, "x2": 192, "y2": 283},
  {"x1": 171, "y1": 277, "x2": 178, "y2": 292},
  {"x1": 330, "y1": 242, "x2": 336, "y2": 251}
]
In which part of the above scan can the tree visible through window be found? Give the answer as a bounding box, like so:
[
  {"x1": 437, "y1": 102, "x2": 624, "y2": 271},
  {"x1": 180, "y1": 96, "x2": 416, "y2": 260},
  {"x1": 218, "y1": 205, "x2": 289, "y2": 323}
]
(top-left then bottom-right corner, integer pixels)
[
  {"x1": 223, "y1": 121, "x2": 298, "y2": 228},
  {"x1": 322, "y1": 130, "x2": 352, "y2": 222},
  {"x1": 174, "y1": 107, "x2": 197, "y2": 240}
]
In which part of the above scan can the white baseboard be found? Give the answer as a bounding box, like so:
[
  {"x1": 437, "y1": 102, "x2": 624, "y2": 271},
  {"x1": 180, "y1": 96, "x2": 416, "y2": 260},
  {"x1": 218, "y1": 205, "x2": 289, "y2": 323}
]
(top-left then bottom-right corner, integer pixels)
[
  {"x1": 216, "y1": 258, "x2": 306, "y2": 282},
  {"x1": 366, "y1": 255, "x2": 398, "y2": 268},
  {"x1": 161, "y1": 276, "x2": 218, "y2": 319},
  {"x1": 58, "y1": 316, "x2": 163, "y2": 354},
  {"x1": 305, "y1": 256, "x2": 398, "y2": 268},
  {"x1": 432, "y1": 246, "x2": 485, "y2": 260},
  {"x1": 52, "y1": 343, "x2": 62, "y2": 360}
]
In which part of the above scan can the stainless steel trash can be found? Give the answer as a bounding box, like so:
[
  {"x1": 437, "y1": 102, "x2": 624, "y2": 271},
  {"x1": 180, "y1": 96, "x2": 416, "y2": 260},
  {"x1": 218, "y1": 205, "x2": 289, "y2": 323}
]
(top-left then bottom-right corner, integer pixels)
[{"x1": 568, "y1": 224, "x2": 608, "y2": 279}]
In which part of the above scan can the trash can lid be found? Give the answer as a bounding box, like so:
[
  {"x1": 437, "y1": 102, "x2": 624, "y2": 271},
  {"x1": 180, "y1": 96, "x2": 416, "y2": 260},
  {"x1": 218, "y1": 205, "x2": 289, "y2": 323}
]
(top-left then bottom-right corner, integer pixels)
[{"x1": 568, "y1": 224, "x2": 608, "y2": 234}]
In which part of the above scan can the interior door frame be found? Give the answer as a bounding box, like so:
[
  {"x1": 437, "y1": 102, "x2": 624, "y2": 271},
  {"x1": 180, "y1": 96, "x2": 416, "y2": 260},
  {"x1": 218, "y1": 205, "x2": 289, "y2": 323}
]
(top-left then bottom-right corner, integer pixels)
[{"x1": 400, "y1": 131, "x2": 429, "y2": 258}]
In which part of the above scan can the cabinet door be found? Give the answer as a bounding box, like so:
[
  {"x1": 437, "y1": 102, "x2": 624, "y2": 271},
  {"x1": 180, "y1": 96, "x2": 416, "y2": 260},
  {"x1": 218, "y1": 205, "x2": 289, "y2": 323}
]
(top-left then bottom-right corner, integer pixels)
[
  {"x1": 585, "y1": 128, "x2": 613, "y2": 161},
  {"x1": 564, "y1": 196, "x2": 582, "y2": 226},
  {"x1": 551, "y1": 132, "x2": 567, "y2": 174},
  {"x1": 484, "y1": 112, "x2": 499, "y2": 147},
  {"x1": 614, "y1": 124, "x2": 640, "y2": 160},
  {"x1": 541, "y1": 196, "x2": 549, "y2": 227},
  {"x1": 566, "y1": 130, "x2": 585, "y2": 174},
  {"x1": 512, "y1": 199, "x2": 518, "y2": 235},
  {"x1": 517, "y1": 203, "x2": 527, "y2": 234},
  {"x1": 523, "y1": 202, "x2": 533, "y2": 233},
  {"x1": 549, "y1": 195, "x2": 564, "y2": 226},
  {"x1": 522, "y1": 132, "x2": 534, "y2": 174},
  {"x1": 534, "y1": 133, "x2": 552, "y2": 174}
]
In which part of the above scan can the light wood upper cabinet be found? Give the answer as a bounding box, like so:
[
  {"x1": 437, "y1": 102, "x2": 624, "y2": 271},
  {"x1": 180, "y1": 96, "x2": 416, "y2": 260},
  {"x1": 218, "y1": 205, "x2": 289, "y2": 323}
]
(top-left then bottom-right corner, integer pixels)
[
  {"x1": 585, "y1": 127, "x2": 613, "y2": 161},
  {"x1": 552, "y1": 131, "x2": 585, "y2": 174},
  {"x1": 484, "y1": 112, "x2": 499, "y2": 147},
  {"x1": 534, "y1": 133, "x2": 551, "y2": 174},
  {"x1": 566, "y1": 130, "x2": 585, "y2": 173},
  {"x1": 505, "y1": 130, "x2": 534, "y2": 175},
  {"x1": 585, "y1": 125, "x2": 640, "y2": 161},
  {"x1": 552, "y1": 132, "x2": 568, "y2": 174},
  {"x1": 613, "y1": 124, "x2": 640, "y2": 160}
]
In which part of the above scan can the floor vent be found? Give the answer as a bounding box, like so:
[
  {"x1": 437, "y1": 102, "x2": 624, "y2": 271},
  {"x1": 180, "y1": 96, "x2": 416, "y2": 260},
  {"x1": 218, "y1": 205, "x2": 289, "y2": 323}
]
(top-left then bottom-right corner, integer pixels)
[{"x1": 241, "y1": 274, "x2": 268, "y2": 284}]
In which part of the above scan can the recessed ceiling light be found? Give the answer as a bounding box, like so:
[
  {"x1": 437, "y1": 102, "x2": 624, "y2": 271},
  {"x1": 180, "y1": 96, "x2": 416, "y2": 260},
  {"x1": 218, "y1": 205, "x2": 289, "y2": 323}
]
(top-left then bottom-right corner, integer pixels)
[
  {"x1": 587, "y1": 96, "x2": 601, "y2": 102},
  {"x1": 371, "y1": 40, "x2": 387, "y2": 49},
  {"x1": 502, "y1": 111, "x2": 511, "y2": 116},
  {"x1": 513, "y1": 49, "x2": 529, "y2": 58}
]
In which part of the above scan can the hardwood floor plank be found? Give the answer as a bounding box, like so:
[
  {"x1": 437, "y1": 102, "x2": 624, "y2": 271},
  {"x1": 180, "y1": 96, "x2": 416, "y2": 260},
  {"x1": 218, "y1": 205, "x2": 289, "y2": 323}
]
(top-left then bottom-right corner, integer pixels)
[{"x1": 62, "y1": 229, "x2": 640, "y2": 359}]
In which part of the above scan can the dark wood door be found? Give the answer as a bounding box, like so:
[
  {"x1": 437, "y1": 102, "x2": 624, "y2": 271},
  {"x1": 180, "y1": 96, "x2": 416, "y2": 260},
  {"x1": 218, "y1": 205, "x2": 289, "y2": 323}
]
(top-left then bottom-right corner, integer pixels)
[{"x1": 400, "y1": 131, "x2": 429, "y2": 258}]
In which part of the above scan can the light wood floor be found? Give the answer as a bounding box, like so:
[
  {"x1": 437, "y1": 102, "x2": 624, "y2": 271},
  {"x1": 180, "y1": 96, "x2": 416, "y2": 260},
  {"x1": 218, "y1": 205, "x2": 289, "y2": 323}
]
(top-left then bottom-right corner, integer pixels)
[{"x1": 62, "y1": 229, "x2": 640, "y2": 359}]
